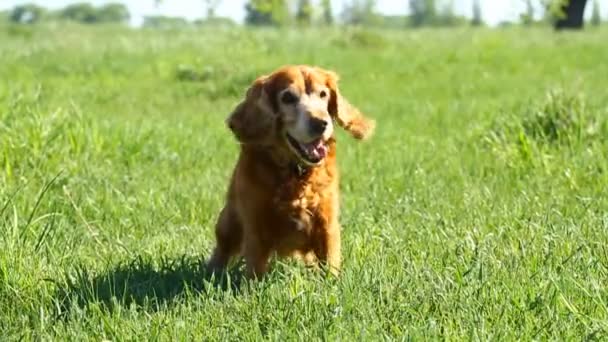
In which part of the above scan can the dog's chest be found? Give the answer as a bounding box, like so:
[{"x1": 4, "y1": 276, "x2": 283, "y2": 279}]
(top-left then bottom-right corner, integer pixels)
[{"x1": 273, "y1": 180, "x2": 324, "y2": 234}]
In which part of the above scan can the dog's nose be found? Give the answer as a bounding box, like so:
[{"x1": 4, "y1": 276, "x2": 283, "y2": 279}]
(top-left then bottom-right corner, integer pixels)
[{"x1": 309, "y1": 118, "x2": 328, "y2": 135}]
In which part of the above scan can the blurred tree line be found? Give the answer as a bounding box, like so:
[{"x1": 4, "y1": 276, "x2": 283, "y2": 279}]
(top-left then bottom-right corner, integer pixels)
[
  {"x1": 244, "y1": 0, "x2": 474, "y2": 27},
  {"x1": 7, "y1": 3, "x2": 130, "y2": 25},
  {"x1": 1, "y1": 0, "x2": 601, "y2": 29},
  {"x1": 243, "y1": 0, "x2": 599, "y2": 29}
]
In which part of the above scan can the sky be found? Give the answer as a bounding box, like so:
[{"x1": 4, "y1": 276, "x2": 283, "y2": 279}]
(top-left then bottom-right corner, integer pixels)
[{"x1": 1, "y1": 0, "x2": 604, "y2": 27}]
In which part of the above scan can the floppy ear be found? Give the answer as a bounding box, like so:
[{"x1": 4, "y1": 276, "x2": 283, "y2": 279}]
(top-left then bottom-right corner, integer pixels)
[
  {"x1": 325, "y1": 71, "x2": 375, "y2": 140},
  {"x1": 226, "y1": 76, "x2": 276, "y2": 145}
]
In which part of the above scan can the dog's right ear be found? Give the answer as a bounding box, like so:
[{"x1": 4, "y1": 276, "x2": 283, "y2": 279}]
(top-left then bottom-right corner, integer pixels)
[{"x1": 226, "y1": 75, "x2": 276, "y2": 145}]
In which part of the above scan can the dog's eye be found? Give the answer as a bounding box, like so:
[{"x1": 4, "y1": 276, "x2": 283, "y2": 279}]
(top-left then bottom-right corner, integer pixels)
[
  {"x1": 281, "y1": 91, "x2": 299, "y2": 105},
  {"x1": 319, "y1": 90, "x2": 328, "y2": 99}
]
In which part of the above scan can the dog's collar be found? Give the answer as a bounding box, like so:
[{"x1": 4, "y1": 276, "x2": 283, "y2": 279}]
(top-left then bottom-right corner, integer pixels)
[{"x1": 290, "y1": 161, "x2": 312, "y2": 178}]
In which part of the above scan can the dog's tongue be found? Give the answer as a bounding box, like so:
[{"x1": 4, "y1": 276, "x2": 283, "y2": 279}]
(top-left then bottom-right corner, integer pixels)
[{"x1": 304, "y1": 139, "x2": 328, "y2": 160}]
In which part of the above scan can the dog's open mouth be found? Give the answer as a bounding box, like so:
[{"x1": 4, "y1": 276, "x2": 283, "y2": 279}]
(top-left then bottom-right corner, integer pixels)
[{"x1": 285, "y1": 134, "x2": 328, "y2": 165}]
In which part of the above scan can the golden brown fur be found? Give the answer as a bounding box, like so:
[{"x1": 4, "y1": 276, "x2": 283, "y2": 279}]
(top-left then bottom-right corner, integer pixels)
[{"x1": 207, "y1": 65, "x2": 374, "y2": 278}]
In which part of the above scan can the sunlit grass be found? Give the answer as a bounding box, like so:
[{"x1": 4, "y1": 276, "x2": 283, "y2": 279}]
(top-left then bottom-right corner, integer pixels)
[{"x1": 1, "y1": 24, "x2": 608, "y2": 339}]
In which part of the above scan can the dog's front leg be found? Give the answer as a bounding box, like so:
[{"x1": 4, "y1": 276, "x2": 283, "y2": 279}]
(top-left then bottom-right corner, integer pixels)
[
  {"x1": 242, "y1": 231, "x2": 271, "y2": 279},
  {"x1": 314, "y1": 220, "x2": 341, "y2": 276}
]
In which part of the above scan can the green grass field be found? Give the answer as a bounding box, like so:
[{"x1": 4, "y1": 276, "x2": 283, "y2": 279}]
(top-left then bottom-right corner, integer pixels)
[{"x1": 1, "y1": 24, "x2": 608, "y2": 339}]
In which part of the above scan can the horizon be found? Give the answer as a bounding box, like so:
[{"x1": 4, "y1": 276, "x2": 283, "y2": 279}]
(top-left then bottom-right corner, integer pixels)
[{"x1": 0, "y1": 1, "x2": 604, "y2": 27}]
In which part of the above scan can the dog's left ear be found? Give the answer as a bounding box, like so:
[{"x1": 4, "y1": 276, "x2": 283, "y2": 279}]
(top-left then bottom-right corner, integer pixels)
[{"x1": 322, "y1": 69, "x2": 375, "y2": 140}]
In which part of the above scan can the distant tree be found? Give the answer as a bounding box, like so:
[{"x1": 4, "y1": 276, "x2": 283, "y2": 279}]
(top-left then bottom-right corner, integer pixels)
[
  {"x1": 194, "y1": 16, "x2": 236, "y2": 27},
  {"x1": 96, "y1": 3, "x2": 130, "y2": 23},
  {"x1": 520, "y1": 0, "x2": 535, "y2": 25},
  {"x1": 203, "y1": 0, "x2": 221, "y2": 18},
  {"x1": 245, "y1": 1, "x2": 272, "y2": 25},
  {"x1": 435, "y1": 0, "x2": 458, "y2": 26},
  {"x1": 321, "y1": 0, "x2": 333, "y2": 25},
  {"x1": 539, "y1": 0, "x2": 555, "y2": 23},
  {"x1": 374, "y1": 14, "x2": 405, "y2": 28},
  {"x1": 554, "y1": 0, "x2": 588, "y2": 29},
  {"x1": 244, "y1": 0, "x2": 289, "y2": 26},
  {"x1": 296, "y1": 0, "x2": 313, "y2": 25},
  {"x1": 59, "y1": 3, "x2": 129, "y2": 24},
  {"x1": 341, "y1": 0, "x2": 378, "y2": 25},
  {"x1": 409, "y1": 0, "x2": 436, "y2": 27},
  {"x1": 143, "y1": 15, "x2": 190, "y2": 29},
  {"x1": 60, "y1": 3, "x2": 97, "y2": 23},
  {"x1": 471, "y1": 0, "x2": 483, "y2": 26},
  {"x1": 409, "y1": 0, "x2": 464, "y2": 27},
  {"x1": 591, "y1": 0, "x2": 600, "y2": 26},
  {"x1": 9, "y1": 4, "x2": 46, "y2": 24}
]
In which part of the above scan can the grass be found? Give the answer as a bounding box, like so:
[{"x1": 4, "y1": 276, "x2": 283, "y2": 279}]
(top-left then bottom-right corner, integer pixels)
[{"x1": 1, "y1": 23, "x2": 608, "y2": 339}]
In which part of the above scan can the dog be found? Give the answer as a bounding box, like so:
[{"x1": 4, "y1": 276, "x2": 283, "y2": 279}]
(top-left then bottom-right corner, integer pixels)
[{"x1": 206, "y1": 65, "x2": 375, "y2": 278}]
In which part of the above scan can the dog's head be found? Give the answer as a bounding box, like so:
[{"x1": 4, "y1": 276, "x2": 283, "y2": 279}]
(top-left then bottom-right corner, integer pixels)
[{"x1": 227, "y1": 65, "x2": 375, "y2": 166}]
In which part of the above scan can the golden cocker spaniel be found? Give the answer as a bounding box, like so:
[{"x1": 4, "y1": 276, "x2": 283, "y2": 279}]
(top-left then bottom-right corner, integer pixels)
[{"x1": 207, "y1": 65, "x2": 375, "y2": 278}]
